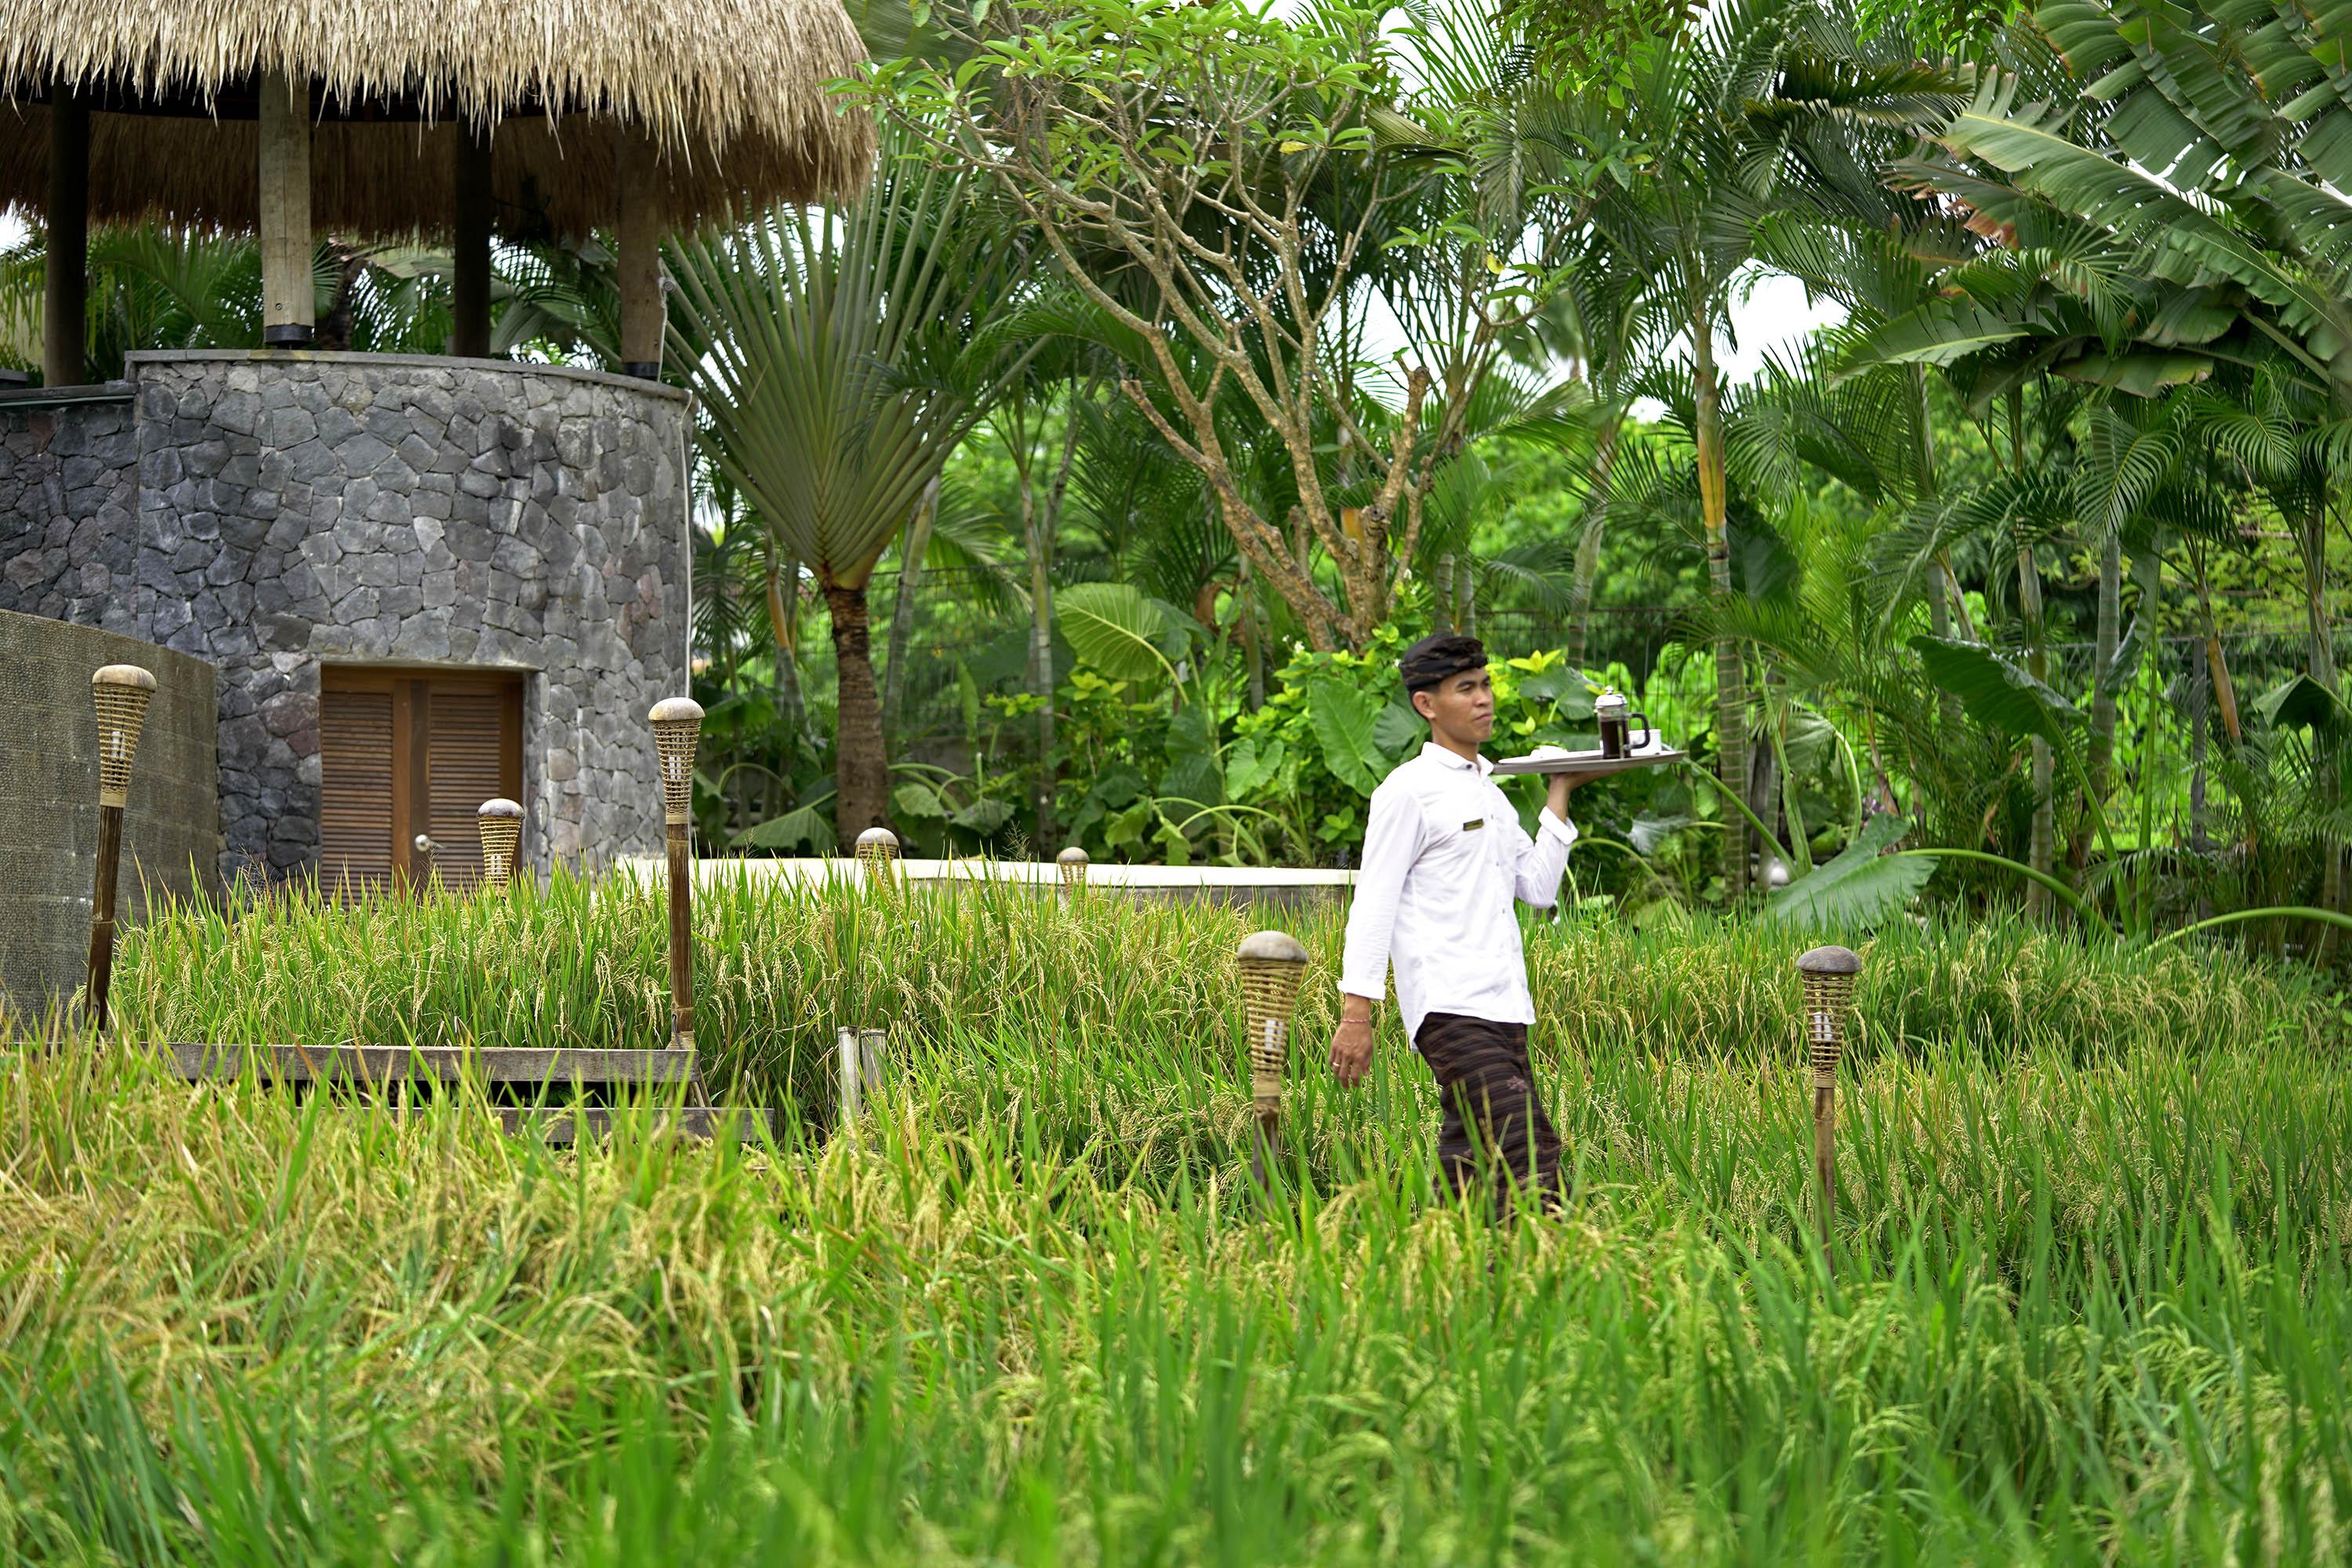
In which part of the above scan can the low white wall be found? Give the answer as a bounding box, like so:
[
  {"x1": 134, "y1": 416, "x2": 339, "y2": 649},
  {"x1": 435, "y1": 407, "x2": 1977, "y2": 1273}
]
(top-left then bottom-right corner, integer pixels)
[{"x1": 615, "y1": 856, "x2": 1356, "y2": 903}]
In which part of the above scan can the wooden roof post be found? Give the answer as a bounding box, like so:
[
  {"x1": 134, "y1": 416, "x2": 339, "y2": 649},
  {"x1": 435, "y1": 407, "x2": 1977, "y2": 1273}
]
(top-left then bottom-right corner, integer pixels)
[
  {"x1": 448, "y1": 120, "x2": 493, "y2": 358},
  {"x1": 42, "y1": 85, "x2": 89, "y2": 387},
  {"x1": 616, "y1": 122, "x2": 662, "y2": 378},
  {"x1": 258, "y1": 70, "x2": 314, "y2": 347}
]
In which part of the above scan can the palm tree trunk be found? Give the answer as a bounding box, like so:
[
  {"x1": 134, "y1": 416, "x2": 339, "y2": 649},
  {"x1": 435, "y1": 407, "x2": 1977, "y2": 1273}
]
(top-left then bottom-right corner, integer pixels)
[
  {"x1": 822, "y1": 579, "x2": 889, "y2": 839},
  {"x1": 2018, "y1": 541, "x2": 2053, "y2": 915},
  {"x1": 2087, "y1": 524, "x2": 2122, "y2": 818},
  {"x1": 881, "y1": 479, "x2": 938, "y2": 746},
  {"x1": 1566, "y1": 422, "x2": 1618, "y2": 671},
  {"x1": 2302, "y1": 499, "x2": 2336, "y2": 688},
  {"x1": 765, "y1": 548, "x2": 804, "y2": 737},
  {"x1": 1240, "y1": 552, "x2": 1265, "y2": 710},
  {"x1": 1696, "y1": 329, "x2": 1748, "y2": 896},
  {"x1": 1456, "y1": 557, "x2": 1475, "y2": 639},
  {"x1": 1433, "y1": 554, "x2": 1455, "y2": 634}
]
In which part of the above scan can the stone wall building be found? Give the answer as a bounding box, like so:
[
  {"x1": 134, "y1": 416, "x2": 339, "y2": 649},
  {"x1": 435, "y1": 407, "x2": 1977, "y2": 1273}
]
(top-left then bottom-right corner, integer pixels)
[{"x1": 1, "y1": 350, "x2": 691, "y2": 889}]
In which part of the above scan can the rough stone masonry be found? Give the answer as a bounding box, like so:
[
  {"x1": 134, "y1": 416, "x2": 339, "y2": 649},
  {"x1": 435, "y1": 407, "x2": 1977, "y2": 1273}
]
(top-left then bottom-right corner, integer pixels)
[{"x1": 0, "y1": 350, "x2": 691, "y2": 884}]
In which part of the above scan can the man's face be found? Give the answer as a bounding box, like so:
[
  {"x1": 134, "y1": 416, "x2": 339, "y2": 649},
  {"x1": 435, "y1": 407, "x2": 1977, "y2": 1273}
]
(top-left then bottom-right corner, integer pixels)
[{"x1": 1413, "y1": 666, "x2": 1495, "y2": 746}]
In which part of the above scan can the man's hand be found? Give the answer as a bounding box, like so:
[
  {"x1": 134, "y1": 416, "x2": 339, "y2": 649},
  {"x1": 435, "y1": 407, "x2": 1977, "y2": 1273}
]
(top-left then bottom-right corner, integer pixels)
[
  {"x1": 1546, "y1": 771, "x2": 1583, "y2": 821},
  {"x1": 1329, "y1": 1000, "x2": 1377, "y2": 1086}
]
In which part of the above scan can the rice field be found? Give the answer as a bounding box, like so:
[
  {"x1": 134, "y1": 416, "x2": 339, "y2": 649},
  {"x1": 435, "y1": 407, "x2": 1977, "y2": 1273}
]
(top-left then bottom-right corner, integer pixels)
[{"x1": 1, "y1": 877, "x2": 2347, "y2": 1563}]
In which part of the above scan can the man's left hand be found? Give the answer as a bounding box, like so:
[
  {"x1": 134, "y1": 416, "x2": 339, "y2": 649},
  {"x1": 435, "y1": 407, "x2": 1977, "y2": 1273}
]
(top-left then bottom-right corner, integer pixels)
[{"x1": 1546, "y1": 771, "x2": 1582, "y2": 820}]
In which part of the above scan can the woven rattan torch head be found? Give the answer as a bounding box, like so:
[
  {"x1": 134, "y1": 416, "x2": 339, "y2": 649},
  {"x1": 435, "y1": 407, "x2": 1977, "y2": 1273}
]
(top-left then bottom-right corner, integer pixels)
[
  {"x1": 477, "y1": 797, "x2": 524, "y2": 892},
  {"x1": 1057, "y1": 844, "x2": 1089, "y2": 891},
  {"x1": 1795, "y1": 945, "x2": 1862, "y2": 1085},
  {"x1": 1236, "y1": 930, "x2": 1310, "y2": 1111},
  {"x1": 90, "y1": 665, "x2": 158, "y2": 808},
  {"x1": 855, "y1": 826, "x2": 901, "y2": 883},
  {"x1": 648, "y1": 697, "x2": 704, "y2": 826}
]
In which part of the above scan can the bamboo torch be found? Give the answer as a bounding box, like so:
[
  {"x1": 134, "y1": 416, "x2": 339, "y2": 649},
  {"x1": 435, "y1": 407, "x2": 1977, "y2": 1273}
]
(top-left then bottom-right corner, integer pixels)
[
  {"x1": 1795, "y1": 944, "x2": 1861, "y2": 1275},
  {"x1": 1236, "y1": 930, "x2": 1309, "y2": 1184},
  {"x1": 85, "y1": 664, "x2": 156, "y2": 1035},
  {"x1": 476, "y1": 797, "x2": 523, "y2": 895},
  {"x1": 649, "y1": 698, "x2": 703, "y2": 1052}
]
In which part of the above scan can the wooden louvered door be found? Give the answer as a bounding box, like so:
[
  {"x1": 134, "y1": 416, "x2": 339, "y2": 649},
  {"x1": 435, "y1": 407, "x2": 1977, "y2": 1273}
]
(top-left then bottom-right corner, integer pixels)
[
  {"x1": 318, "y1": 683, "x2": 398, "y2": 897},
  {"x1": 320, "y1": 670, "x2": 523, "y2": 898}
]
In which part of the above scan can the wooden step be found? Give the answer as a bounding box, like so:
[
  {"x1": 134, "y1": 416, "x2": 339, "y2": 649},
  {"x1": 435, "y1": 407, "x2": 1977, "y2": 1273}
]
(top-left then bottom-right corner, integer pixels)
[{"x1": 165, "y1": 1044, "x2": 697, "y2": 1087}]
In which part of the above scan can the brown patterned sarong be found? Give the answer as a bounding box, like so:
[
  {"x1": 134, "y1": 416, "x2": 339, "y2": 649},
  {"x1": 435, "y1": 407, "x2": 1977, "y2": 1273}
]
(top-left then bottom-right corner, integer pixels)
[{"x1": 1414, "y1": 1011, "x2": 1567, "y2": 1221}]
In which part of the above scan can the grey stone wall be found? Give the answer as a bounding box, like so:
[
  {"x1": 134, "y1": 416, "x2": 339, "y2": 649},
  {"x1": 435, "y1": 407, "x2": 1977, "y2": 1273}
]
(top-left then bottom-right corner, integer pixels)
[
  {"x1": 0, "y1": 390, "x2": 139, "y2": 633},
  {"x1": 0, "y1": 608, "x2": 219, "y2": 1031},
  {"x1": 0, "y1": 352, "x2": 691, "y2": 885}
]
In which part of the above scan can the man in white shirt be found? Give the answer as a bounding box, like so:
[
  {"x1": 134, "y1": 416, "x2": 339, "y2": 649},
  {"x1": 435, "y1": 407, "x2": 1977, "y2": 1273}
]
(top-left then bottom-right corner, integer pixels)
[{"x1": 1329, "y1": 633, "x2": 1584, "y2": 1220}]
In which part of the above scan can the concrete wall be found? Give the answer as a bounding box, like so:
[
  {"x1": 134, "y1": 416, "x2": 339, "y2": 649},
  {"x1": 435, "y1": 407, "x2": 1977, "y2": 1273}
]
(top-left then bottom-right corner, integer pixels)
[
  {"x1": 0, "y1": 352, "x2": 691, "y2": 884},
  {"x1": 0, "y1": 608, "x2": 219, "y2": 1030}
]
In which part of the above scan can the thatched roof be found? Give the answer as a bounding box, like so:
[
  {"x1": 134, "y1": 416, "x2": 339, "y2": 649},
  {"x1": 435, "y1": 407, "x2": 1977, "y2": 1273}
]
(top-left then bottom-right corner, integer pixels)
[{"x1": 0, "y1": 0, "x2": 877, "y2": 237}]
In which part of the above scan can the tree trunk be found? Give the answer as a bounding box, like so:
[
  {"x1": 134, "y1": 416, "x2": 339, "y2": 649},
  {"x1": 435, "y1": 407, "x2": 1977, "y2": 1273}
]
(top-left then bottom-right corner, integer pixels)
[
  {"x1": 2302, "y1": 499, "x2": 2336, "y2": 688},
  {"x1": 2193, "y1": 549, "x2": 2242, "y2": 745},
  {"x1": 766, "y1": 549, "x2": 804, "y2": 738},
  {"x1": 2086, "y1": 524, "x2": 2122, "y2": 818},
  {"x1": 1433, "y1": 554, "x2": 1455, "y2": 634},
  {"x1": 1240, "y1": 554, "x2": 1265, "y2": 710},
  {"x1": 1456, "y1": 557, "x2": 1475, "y2": 639},
  {"x1": 2018, "y1": 541, "x2": 2053, "y2": 915},
  {"x1": 822, "y1": 579, "x2": 889, "y2": 840},
  {"x1": 1566, "y1": 421, "x2": 1618, "y2": 671},
  {"x1": 1696, "y1": 330, "x2": 1748, "y2": 897},
  {"x1": 881, "y1": 479, "x2": 938, "y2": 746}
]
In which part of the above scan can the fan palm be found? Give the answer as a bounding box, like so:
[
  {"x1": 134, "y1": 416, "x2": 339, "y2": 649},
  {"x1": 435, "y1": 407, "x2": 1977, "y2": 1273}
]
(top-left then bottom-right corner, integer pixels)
[{"x1": 666, "y1": 140, "x2": 1038, "y2": 837}]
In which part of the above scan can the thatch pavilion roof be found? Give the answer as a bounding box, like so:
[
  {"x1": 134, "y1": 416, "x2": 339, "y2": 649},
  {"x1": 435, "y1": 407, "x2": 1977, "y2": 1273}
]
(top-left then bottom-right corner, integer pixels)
[{"x1": 0, "y1": 0, "x2": 877, "y2": 238}]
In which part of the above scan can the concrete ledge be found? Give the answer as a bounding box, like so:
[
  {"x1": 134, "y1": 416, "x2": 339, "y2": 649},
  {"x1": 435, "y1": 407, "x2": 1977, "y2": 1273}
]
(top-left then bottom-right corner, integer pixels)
[
  {"x1": 0, "y1": 381, "x2": 136, "y2": 408},
  {"x1": 124, "y1": 349, "x2": 692, "y2": 403}
]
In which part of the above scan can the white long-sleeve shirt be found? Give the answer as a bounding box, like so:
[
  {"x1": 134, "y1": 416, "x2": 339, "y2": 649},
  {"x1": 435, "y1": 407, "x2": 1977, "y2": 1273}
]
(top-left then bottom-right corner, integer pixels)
[{"x1": 1339, "y1": 742, "x2": 1577, "y2": 1045}]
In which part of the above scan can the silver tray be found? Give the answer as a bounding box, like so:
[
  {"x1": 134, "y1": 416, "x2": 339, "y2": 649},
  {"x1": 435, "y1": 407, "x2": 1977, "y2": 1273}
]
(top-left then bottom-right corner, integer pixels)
[{"x1": 1490, "y1": 744, "x2": 1686, "y2": 778}]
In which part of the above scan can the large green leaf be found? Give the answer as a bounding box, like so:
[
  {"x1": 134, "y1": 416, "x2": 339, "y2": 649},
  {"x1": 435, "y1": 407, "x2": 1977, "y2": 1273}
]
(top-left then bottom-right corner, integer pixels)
[
  {"x1": 2251, "y1": 672, "x2": 2352, "y2": 733},
  {"x1": 1372, "y1": 700, "x2": 1425, "y2": 760},
  {"x1": 1766, "y1": 813, "x2": 1933, "y2": 927},
  {"x1": 1160, "y1": 702, "x2": 1224, "y2": 805},
  {"x1": 731, "y1": 804, "x2": 837, "y2": 855},
  {"x1": 1913, "y1": 634, "x2": 2082, "y2": 748},
  {"x1": 1308, "y1": 681, "x2": 1389, "y2": 797},
  {"x1": 1056, "y1": 582, "x2": 1175, "y2": 684}
]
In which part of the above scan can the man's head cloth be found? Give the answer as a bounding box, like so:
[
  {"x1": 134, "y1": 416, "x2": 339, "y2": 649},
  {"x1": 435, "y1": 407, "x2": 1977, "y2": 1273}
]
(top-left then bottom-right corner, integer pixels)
[{"x1": 1399, "y1": 633, "x2": 1488, "y2": 695}]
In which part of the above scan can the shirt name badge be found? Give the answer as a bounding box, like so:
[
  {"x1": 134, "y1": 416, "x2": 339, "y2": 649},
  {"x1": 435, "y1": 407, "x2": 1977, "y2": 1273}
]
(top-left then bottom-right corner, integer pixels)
[{"x1": 1461, "y1": 818, "x2": 1484, "y2": 831}]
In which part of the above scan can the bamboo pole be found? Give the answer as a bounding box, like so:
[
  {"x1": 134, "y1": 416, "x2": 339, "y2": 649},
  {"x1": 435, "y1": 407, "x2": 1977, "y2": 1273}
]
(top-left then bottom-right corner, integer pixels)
[
  {"x1": 257, "y1": 71, "x2": 315, "y2": 347},
  {"x1": 1795, "y1": 944, "x2": 1860, "y2": 1276},
  {"x1": 86, "y1": 666, "x2": 157, "y2": 1035},
  {"x1": 42, "y1": 87, "x2": 89, "y2": 388},
  {"x1": 650, "y1": 699, "x2": 703, "y2": 1051}
]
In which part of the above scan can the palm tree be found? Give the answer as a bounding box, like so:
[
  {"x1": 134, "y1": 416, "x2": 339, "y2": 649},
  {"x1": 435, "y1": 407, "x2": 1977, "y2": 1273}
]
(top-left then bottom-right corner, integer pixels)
[
  {"x1": 1557, "y1": 0, "x2": 1967, "y2": 893},
  {"x1": 666, "y1": 140, "x2": 1038, "y2": 837}
]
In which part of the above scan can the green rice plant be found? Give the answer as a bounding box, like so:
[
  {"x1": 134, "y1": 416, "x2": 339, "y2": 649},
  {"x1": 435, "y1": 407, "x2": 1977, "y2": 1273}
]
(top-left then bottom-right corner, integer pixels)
[
  {"x1": 0, "y1": 884, "x2": 2336, "y2": 1560},
  {"x1": 107, "y1": 873, "x2": 2331, "y2": 1119},
  {"x1": 2, "y1": 1006, "x2": 2350, "y2": 1563}
]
